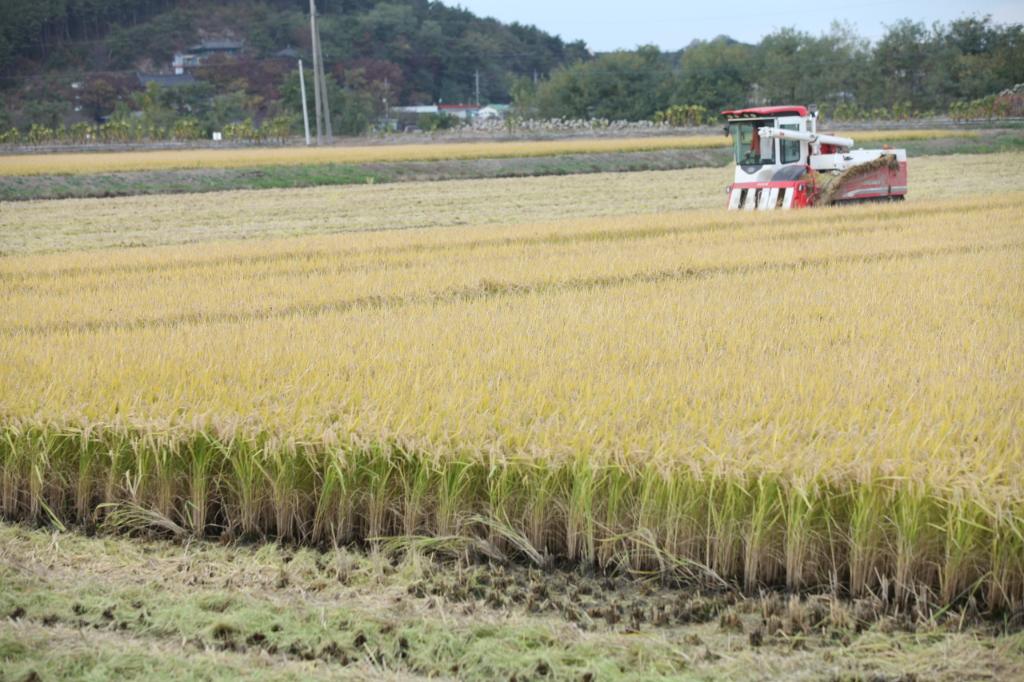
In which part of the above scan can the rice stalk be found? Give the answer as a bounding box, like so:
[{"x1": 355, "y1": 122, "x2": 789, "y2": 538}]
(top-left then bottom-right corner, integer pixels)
[
  {"x1": 989, "y1": 502, "x2": 1024, "y2": 611},
  {"x1": 938, "y1": 490, "x2": 990, "y2": 605},
  {"x1": 359, "y1": 445, "x2": 399, "y2": 540},
  {"x1": 783, "y1": 481, "x2": 819, "y2": 591},
  {"x1": 565, "y1": 457, "x2": 597, "y2": 564},
  {"x1": 0, "y1": 425, "x2": 1020, "y2": 609},
  {"x1": 223, "y1": 438, "x2": 267, "y2": 537},
  {"x1": 744, "y1": 476, "x2": 783, "y2": 592},
  {"x1": 848, "y1": 482, "x2": 890, "y2": 598},
  {"x1": 311, "y1": 448, "x2": 354, "y2": 544},
  {"x1": 398, "y1": 450, "x2": 431, "y2": 537},
  {"x1": 891, "y1": 483, "x2": 940, "y2": 605},
  {"x1": 707, "y1": 477, "x2": 748, "y2": 580},
  {"x1": 433, "y1": 458, "x2": 479, "y2": 538}
]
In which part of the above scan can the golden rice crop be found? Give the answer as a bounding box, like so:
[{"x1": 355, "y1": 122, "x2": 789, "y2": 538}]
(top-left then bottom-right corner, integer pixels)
[
  {"x1": 1, "y1": 151, "x2": 1018, "y2": 256},
  {"x1": 848, "y1": 129, "x2": 979, "y2": 142},
  {"x1": 0, "y1": 129, "x2": 970, "y2": 176},
  {"x1": 1, "y1": 180, "x2": 1022, "y2": 610},
  {"x1": 0, "y1": 136, "x2": 727, "y2": 176},
  {"x1": 1, "y1": 195, "x2": 1020, "y2": 332}
]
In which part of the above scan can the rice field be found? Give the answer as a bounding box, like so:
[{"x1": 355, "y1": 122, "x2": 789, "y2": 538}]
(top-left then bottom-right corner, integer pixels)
[
  {"x1": 1, "y1": 153, "x2": 1022, "y2": 612},
  {"x1": 0, "y1": 129, "x2": 972, "y2": 176}
]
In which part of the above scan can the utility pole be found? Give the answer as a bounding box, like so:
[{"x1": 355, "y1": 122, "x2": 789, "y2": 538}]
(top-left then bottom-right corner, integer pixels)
[
  {"x1": 309, "y1": 0, "x2": 323, "y2": 144},
  {"x1": 315, "y1": 15, "x2": 333, "y2": 142},
  {"x1": 474, "y1": 68, "x2": 481, "y2": 107},
  {"x1": 308, "y1": 0, "x2": 333, "y2": 143},
  {"x1": 382, "y1": 76, "x2": 390, "y2": 131},
  {"x1": 298, "y1": 59, "x2": 311, "y2": 146}
]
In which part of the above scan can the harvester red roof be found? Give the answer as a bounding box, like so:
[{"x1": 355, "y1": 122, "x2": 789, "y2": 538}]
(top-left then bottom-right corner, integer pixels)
[{"x1": 721, "y1": 105, "x2": 809, "y2": 118}]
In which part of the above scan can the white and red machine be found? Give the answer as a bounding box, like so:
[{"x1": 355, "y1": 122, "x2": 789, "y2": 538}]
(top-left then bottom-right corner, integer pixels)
[{"x1": 722, "y1": 105, "x2": 907, "y2": 210}]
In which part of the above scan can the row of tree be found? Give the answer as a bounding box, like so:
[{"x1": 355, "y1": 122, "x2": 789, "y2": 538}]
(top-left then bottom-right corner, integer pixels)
[{"x1": 516, "y1": 17, "x2": 1024, "y2": 120}]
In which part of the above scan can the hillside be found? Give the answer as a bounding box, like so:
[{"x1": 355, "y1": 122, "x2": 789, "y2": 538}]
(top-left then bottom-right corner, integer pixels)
[
  {"x1": 0, "y1": 0, "x2": 589, "y2": 131},
  {"x1": 1, "y1": 4, "x2": 1021, "y2": 140}
]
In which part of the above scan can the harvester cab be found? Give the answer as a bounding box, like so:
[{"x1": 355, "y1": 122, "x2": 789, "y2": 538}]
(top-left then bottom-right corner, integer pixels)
[{"x1": 721, "y1": 106, "x2": 907, "y2": 210}]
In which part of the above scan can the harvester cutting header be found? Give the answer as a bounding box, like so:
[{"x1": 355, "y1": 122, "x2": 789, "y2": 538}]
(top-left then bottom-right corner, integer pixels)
[{"x1": 722, "y1": 105, "x2": 907, "y2": 210}]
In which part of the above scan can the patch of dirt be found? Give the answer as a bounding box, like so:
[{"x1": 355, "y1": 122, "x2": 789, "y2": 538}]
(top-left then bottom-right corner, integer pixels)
[
  {"x1": 408, "y1": 562, "x2": 741, "y2": 632},
  {"x1": 405, "y1": 557, "x2": 1015, "y2": 641}
]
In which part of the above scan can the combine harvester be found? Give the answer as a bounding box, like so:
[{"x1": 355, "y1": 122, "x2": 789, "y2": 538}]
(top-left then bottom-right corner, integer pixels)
[{"x1": 722, "y1": 105, "x2": 907, "y2": 210}]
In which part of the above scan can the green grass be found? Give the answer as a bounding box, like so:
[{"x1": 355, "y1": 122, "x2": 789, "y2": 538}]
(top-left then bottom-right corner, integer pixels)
[
  {"x1": 3, "y1": 130, "x2": 1018, "y2": 202},
  {"x1": 0, "y1": 164, "x2": 385, "y2": 201},
  {"x1": 0, "y1": 151, "x2": 730, "y2": 202}
]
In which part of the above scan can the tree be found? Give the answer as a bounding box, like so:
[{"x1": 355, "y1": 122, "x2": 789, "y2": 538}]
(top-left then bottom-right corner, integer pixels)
[
  {"x1": 873, "y1": 20, "x2": 942, "y2": 109},
  {"x1": 280, "y1": 67, "x2": 375, "y2": 136},
  {"x1": 82, "y1": 78, "x2": 117, "y2": 121},
  {"x1": 946, "y1": 16, "x2": 1022, "y2": 100},
  {"x1": 675, "y1": 37, "x2": 753, "y2": 112},
  {"x1": 527, "y1": 46, "x2": 676, "y2": 120}
]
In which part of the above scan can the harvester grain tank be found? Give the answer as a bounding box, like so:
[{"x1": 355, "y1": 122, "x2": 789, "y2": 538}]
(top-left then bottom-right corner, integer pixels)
[{"x1": 721, "y1": 105, "x2": 907, "y2": 210}]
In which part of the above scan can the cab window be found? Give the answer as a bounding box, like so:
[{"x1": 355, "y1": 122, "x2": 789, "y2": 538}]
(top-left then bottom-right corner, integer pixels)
[
  {"x1": 780, "y1": 123, "x2": 801, "y2": 164},
  {"x1": 730, "y1": 120, "x2": 775, "y2": 166}
]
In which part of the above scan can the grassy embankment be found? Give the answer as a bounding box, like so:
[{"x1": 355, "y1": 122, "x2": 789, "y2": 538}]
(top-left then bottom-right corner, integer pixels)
[{"x1": 2, "y1": 128, "x2": 1020, "y2": 201}]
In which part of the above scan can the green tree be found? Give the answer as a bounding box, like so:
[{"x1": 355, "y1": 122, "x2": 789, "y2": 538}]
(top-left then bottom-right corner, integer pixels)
[
  {"x1": 280, "y1": 68, "x2": 376, "y2": 137},
  {"x1": 82, "y1": 78, "x2": 117, "y2": 121},
  {"x1": 24, "y1": 99, "x2": 67, "y2": 130},
  {"x1": 132, "y1": 83, "x2": 179, "y2": 131},
  {"x1": 752, "y1": 23, "x2": 874, "y2": 109},
  {"x1": 528, "y1": 46, "x2": 676, "y2": 120},
  {"x1": 205, "y1": 92, "x2": 253, "y2": 132},
  {"x1": 945, "y1": 16, "x2": 1023, "y2": 100},
  {"x1": 873, "y1": 20, "x2": 943, "y2": 108},
  {"x1": 675, "y1": 37, "x2": 753, "y2": 112}
]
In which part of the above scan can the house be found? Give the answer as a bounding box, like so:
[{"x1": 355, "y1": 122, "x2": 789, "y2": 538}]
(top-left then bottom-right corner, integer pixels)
[
  {"x1": 476, "y1": 104, "x2": 510, "y2": 120},
  {"x1": 437, "y1": 103, "x2": 480, "y2": 120},
  {"x1": 274, "y1": 46, "x2": 302, "y2": 60},
  {"x1": 172, "y1": 53, "x2": 203, "y2": 74},
  {"x1": 173, "y1": 39, "x2": 244, "y2": 74},
  {"x1": 391, "y1": 103, "x2": 510, "y2": 126},
  {"x1": 392, "y1": 105, "x2": 439, "y2": 115}
]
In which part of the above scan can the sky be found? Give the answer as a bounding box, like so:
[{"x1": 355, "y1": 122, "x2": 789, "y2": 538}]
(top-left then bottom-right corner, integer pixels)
[{"x1": 454, "y1": 0, "x2": 1024, "y2": 52}]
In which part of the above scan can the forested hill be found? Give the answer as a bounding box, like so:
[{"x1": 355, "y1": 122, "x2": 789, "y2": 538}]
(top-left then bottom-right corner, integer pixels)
[{"x1": 0, "y1": 0, "x2": 589, "y2": 104}]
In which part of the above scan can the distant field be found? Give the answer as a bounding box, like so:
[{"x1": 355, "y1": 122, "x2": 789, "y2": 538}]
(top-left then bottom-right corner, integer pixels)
[
  {"x1": 0, "y1": 129, "x2": 975, "y2": 176},
  {"x1": 2, "y1": 151, "x2": 1018, "y2": 255},
  {"x1": 3, "y1": 130, "x2": 1022, "y2": 202}
]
